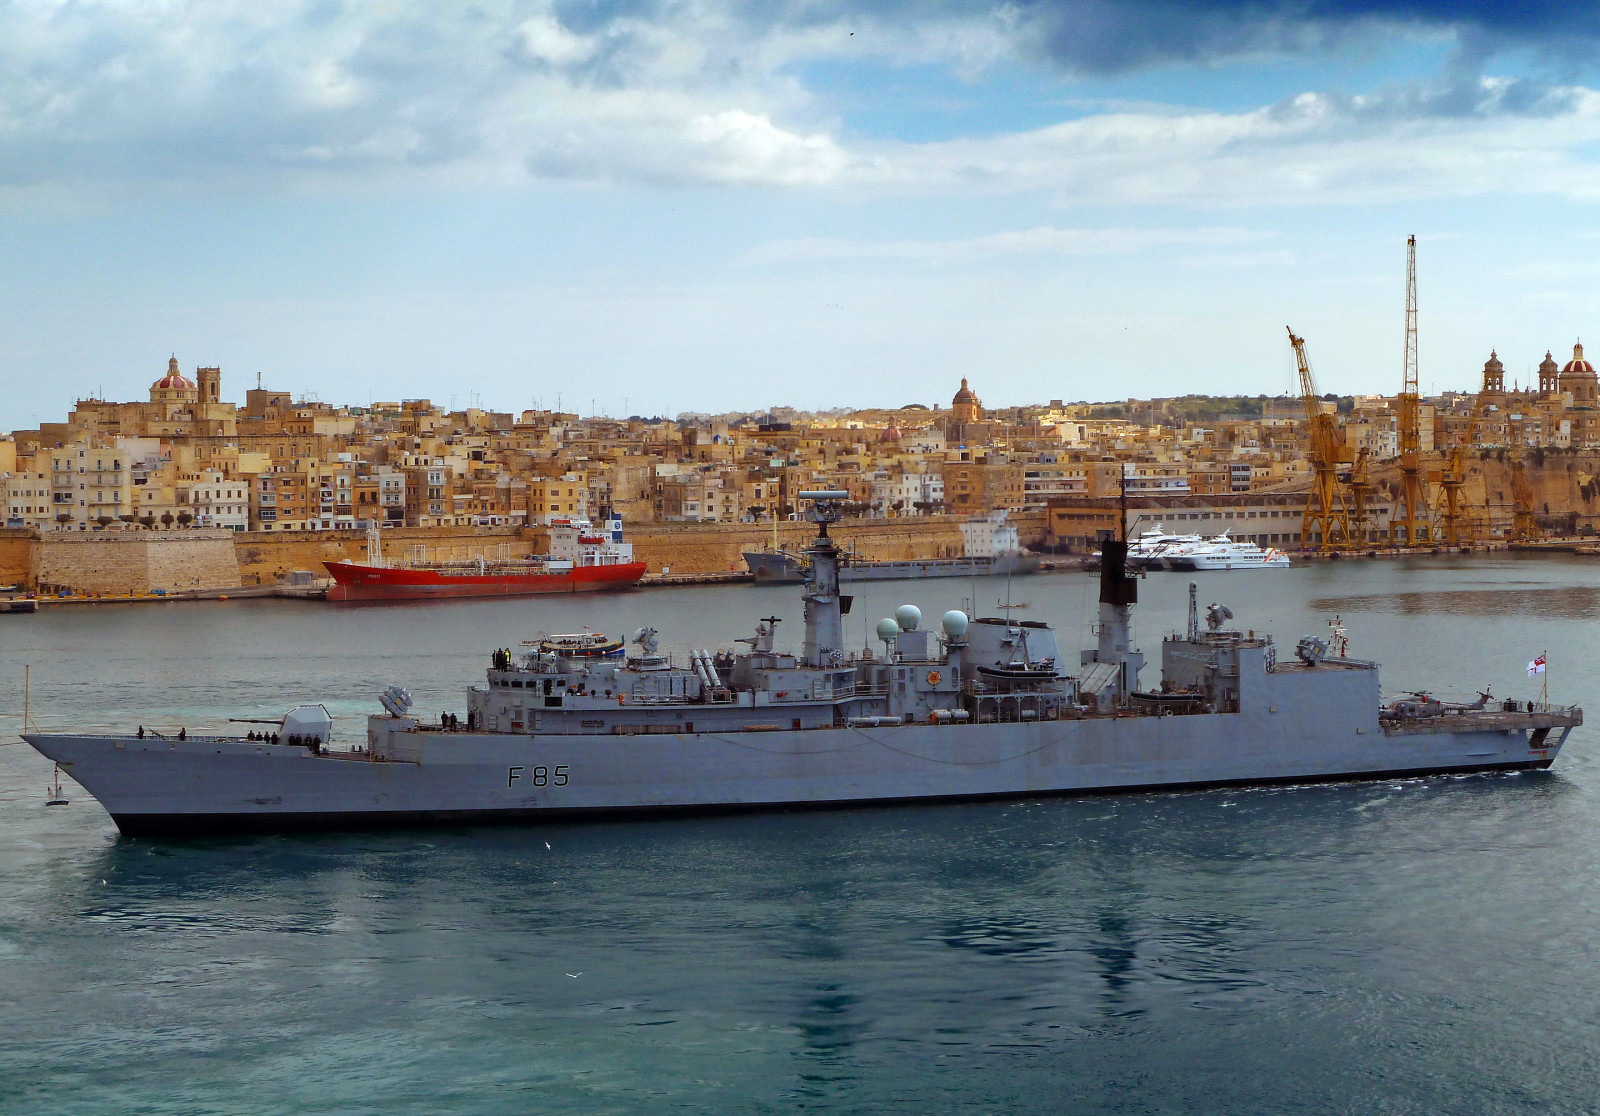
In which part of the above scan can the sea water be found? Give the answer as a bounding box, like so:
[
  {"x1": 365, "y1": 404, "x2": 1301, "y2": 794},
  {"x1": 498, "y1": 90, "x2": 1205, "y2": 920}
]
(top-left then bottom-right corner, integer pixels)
[{"x1": 2, "y1": 555, "x2": 1599, "y2": 1113}]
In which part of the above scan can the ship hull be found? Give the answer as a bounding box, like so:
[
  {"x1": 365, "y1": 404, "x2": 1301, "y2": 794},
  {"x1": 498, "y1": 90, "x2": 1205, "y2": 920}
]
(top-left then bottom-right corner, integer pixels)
[
  {"x1": 25, "y1": 710, "x2": 1571, "y2": 837},
  {"x1": 324, "y1": 560, "x2": 647, "y2": 601}
]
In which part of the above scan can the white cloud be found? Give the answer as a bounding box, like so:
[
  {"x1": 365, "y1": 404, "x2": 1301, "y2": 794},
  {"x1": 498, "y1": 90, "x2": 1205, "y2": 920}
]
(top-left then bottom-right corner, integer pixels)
[
  {"x1": 516, "y1": 12, "x2": 598, "y2": 67},
  {"x1": 5, "y1": 1, "x2": 1600, "y2": 208}
]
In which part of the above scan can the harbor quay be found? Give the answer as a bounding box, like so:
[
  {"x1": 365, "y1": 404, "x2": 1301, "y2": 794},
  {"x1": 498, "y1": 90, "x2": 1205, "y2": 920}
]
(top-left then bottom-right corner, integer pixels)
[{"x1": 0, "y1": 515, "x2": 1018, "y2": 600}]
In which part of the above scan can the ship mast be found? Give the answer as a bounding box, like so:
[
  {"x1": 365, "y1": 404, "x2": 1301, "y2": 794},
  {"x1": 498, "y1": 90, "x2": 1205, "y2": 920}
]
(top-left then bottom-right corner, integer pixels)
[{"x1": 797, "y1": 491, "x2": 850, "y2": 668}]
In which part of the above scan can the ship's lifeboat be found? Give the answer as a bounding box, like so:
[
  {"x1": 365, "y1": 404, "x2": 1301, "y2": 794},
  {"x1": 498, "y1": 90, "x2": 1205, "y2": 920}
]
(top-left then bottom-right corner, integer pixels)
[{"x1": 535, "y1": 632, "x2": 625, "y2": 658}]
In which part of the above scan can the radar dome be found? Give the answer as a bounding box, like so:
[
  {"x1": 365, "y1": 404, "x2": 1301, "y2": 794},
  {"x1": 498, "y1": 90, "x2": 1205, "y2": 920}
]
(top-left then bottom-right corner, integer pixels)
[
  {"x1": 895, "y1": 604, "x2": 922, "y2": 631},
  {"x1": 876, "y1": 618, "x2": 901, "y2": 642},
  {"x1": 941, "y1": 610, "x2": 970, "y2": 639}
]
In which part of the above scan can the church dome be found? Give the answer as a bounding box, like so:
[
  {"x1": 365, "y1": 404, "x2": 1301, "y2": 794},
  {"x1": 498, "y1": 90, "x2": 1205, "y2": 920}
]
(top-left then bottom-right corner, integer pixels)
[
  {"x1": 153, "y1": 356, "x2": 195, "y2": 391},
  {"x1": 1562, "y1": 341, "x2": 1594, "y2": 376},
  {"x1": 952, "y1": 378, "x2": 977, "y2": 406},
  {"x1": 882, "y1": 423, "x2": 902, "y2": 441}
]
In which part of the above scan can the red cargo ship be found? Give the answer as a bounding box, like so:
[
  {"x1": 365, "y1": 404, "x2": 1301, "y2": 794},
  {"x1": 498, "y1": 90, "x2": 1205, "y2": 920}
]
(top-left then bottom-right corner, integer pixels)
[{"x1": 325, "y1": 515, "x2": 647, "y2": 602}]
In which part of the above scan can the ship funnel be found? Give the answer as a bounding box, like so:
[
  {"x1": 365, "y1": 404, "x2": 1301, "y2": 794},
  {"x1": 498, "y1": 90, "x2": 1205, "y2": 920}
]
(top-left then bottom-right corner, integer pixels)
[{"x1": 895, "y1": 605, "x2": 921, "y2": 631}]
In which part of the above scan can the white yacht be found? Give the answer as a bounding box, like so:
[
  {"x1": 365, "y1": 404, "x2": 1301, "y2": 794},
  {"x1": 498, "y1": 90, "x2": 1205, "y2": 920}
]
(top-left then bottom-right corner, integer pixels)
[
  {"x1": 1125, "y1": 526, "x2": 1206, "y2": 570},
  {"x1": 1166, "y1": 534, "x2": 1291, "y2": 571}
]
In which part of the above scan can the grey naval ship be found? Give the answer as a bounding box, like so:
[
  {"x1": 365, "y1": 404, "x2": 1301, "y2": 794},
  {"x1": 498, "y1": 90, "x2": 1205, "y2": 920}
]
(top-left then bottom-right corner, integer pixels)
[{"x1": 23, "y1": 492, "x2": 1583, "y2": 837}]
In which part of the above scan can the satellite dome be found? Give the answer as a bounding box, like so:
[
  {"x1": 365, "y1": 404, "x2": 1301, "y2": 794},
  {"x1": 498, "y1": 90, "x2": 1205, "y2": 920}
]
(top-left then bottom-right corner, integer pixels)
[
  {"x1": 895, "y1": 604, "x2": 921, "y2": 631},
  {"x1": 875, "y1": 618, "x2": 901, "y2": 642},
  {"x1": 941, "y1": 610, "x2": 969, "y2": 639}
]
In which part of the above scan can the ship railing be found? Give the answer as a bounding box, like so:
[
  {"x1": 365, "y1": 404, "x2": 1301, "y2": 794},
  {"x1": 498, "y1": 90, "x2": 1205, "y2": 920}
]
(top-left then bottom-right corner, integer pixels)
[
  {"x1": 842, "y1": 682, "x2": 890, "y2": 697},
  {"x1": 961, "y1": 679, "x2": 1068, "y2": 697}
]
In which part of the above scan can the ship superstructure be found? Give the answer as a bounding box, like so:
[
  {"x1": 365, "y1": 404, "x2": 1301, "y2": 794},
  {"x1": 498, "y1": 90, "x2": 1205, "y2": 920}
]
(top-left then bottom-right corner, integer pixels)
[{"x1": 22, "y1": 492, "x2": 1582, "y2": 836}]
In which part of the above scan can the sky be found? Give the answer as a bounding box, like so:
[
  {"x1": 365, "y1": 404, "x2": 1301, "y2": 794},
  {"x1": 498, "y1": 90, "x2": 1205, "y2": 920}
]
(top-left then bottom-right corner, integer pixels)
[{"x1": 6, "y1": 1, "x2": 1600, "y2": 427}]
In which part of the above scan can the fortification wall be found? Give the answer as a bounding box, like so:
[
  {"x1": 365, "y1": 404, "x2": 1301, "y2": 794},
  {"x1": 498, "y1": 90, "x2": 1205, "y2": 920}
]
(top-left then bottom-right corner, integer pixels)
[
  {"x1": 626, "y1": 512, "x2": 1047, "y2": 575},
  {"x1": 35, "y1": 530, "x2": 240, "y2": 594},
  {"x1": 145, "y1": 533, "x2": 244, "y2": 591},
  {"x1": 0, "y1": 529, "x2": 33, "y2": 587},
  {"x1": 1369, "y1": 449, "x2": 1600, "y2": 537},
  {"x1": 232, "y1": 525, "x2": 542, "y2": 585}
]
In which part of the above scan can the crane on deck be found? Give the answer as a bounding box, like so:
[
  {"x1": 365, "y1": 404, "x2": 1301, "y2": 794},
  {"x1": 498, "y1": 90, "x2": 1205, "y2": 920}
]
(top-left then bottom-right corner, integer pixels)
[
  {"x1": 1393, "y1": 235, "x2": 1433, "y2": 546},
  {"x1": 1287, "y1": 327, "x2": 1354, "y2": 552}
]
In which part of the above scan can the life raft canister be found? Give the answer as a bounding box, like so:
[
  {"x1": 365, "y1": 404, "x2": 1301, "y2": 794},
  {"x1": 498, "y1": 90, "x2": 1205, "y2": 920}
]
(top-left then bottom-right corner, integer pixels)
[{"x1": 927, "y1": 671, "x2": 941, "y2": 686}]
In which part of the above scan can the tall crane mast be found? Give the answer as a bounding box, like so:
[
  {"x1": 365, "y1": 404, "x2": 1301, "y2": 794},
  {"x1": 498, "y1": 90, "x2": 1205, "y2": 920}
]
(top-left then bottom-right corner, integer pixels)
[
  {"x1": 1287, "y1": 327, "x2": 1354, "y2": 553},
  {"x1": 1394, "y1": 235, "x2": 1432, "y2": 545}
]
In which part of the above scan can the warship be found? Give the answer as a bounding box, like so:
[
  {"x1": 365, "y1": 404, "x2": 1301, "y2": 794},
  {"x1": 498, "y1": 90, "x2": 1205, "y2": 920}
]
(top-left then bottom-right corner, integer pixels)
[{"x1": 22, "y1": 492, "x2": 1582, "y2": 837}]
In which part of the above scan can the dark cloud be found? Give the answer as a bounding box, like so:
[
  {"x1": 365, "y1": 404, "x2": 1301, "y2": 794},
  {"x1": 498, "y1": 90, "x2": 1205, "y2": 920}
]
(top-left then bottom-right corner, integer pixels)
[
  {"x1": 1009, "y1": 1, "x2": 1600, "y2": 75},
  {"x1": 690, "y1": 0, "x2": 1600, "y2": 76}
]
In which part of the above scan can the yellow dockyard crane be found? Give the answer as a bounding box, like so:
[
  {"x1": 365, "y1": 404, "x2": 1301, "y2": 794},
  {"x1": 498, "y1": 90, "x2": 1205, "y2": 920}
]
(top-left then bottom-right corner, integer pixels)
[
  {"x1": 1436, "y1": 390, "x2": 1490, "y2": 546},
  {"x1": 1394, "y1": 235, "x2": 1433, "y2": 545},
  {"x1": 1344, "y1": 446, "x2": 1375, "y2": 545},
  {"x1": 1287, "y1": 327, "x2": 1355, "y2": 552}
]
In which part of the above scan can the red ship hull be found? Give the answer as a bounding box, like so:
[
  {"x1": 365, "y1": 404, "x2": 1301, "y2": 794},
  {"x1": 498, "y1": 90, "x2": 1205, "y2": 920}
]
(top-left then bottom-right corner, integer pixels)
[{"x1": 323, "y1": 560, "x2": 647, "y2": 602}]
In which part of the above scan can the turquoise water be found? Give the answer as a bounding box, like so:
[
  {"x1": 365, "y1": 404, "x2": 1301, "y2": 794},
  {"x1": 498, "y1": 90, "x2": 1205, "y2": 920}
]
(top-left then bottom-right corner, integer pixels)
[{"x1": 3, "y1": 557, "x2": 1599, "y2": 1112}]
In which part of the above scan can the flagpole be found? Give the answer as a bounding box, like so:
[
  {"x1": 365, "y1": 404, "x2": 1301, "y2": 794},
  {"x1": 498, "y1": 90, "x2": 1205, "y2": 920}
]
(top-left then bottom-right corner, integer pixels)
[{"x1": 1542, "y1": 648, "x2": 1548, "y2": 708}]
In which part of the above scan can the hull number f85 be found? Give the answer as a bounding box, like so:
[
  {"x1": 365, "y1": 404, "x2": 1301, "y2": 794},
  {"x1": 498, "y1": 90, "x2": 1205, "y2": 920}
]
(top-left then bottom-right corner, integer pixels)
[{"x1": 508, "y1": 765, "x2": 568, "y2": 788}]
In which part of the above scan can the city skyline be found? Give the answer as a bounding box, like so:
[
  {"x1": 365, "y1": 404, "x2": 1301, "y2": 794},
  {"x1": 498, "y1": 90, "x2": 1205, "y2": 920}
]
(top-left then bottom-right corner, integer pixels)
[{"x1": 7, "y1": 3, "x2": 1600, "y2": 428}]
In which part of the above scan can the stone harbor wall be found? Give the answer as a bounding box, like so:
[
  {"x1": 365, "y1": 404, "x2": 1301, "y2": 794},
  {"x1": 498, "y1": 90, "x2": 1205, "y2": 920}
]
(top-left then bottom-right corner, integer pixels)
[
  {"x1": 0, "y1": 529, "x2": 32, "y2": 587},
  {"x1": 9, "y1": 512, "x2": 1054, "y2": 593},
  {"x1": 34, "y1": 530, "x2": 241, "y2": 595},
  {"x1": 624, "y1": 512, "x2": 1047, "y2": 575},
  {"x1": 231, "y1": 525, "x2": 541, "y2": 586}
]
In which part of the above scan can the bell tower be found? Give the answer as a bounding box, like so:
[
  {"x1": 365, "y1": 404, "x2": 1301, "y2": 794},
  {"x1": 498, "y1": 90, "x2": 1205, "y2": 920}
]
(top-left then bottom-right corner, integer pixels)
[
  {"x1": 197, "y1": 365, "x2": 221, "y2": 404},
  {"x1": 1481, "y1": 351, "x2": 1504, "y2": 394},
  {"x1": 1539, "y1": 351, "x2": 1560, "y2": 396}
]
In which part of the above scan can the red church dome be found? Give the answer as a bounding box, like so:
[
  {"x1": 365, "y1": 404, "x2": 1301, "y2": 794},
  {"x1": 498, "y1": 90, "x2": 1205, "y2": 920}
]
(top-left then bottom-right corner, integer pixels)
[
  {"x1": 153, "y1": 356, "x2": 194, "y2": 391},
  {"x1": 1561, "y1": 341, "x2": 1594, "y2": 376}
]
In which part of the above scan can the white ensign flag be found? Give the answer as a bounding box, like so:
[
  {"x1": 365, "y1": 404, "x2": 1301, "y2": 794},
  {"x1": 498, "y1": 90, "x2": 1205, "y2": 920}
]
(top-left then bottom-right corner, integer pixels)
[{"x1": 1528, "y1": 655, "x2": 1547, "y2": 676}]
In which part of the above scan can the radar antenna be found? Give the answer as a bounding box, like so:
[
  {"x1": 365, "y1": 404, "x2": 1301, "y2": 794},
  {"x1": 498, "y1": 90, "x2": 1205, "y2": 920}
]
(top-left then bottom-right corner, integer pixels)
[
  {"x1": 797, "y1": 490, "x2": 850, "y2": 538},
  {"x1": 1205, "y1": 603, "x2": 1233, "y2": 632}
]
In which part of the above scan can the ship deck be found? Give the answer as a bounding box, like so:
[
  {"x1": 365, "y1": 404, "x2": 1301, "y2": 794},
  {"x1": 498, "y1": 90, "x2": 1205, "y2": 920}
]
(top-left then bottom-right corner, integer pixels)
[{"x1": 1381, "y1": 705, "x2": 1582, "y2": 736}]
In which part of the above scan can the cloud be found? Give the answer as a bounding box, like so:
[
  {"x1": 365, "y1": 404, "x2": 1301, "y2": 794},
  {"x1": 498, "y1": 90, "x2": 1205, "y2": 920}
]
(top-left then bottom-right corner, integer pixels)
[
  {"x1": 831, "y1": 78, "x2": 1600, "y2": 205},
  {"x1": 4, "y1": 0, "x2": 1600, "y2": 203},
  {"x1": 1004, "y1": 1, "x2": 1600, "y2": 76}
]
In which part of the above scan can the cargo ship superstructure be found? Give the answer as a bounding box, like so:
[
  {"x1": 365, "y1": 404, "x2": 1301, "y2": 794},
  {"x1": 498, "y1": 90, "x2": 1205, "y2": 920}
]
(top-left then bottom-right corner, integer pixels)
[
  {"x1": 23, "y1": 492, "x2": 1581, "y2": 836},
  {"x1": 325, "y1": 514, "x2": 646, "y2": 601}
]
